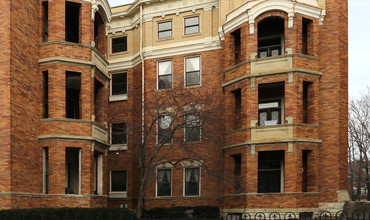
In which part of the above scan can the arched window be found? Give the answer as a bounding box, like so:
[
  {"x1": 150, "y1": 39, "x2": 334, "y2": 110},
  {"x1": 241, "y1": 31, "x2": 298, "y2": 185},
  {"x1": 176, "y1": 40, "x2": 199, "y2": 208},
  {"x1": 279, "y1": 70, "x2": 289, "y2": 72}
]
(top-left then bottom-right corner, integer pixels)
[{"x1": 257, "y1": 17, "x2": 285, "y2": 58}]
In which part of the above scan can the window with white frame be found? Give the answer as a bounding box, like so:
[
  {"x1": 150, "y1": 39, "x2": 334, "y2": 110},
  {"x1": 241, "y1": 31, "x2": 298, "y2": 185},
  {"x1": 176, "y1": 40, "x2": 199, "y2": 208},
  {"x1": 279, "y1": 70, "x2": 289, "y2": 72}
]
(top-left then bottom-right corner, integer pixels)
[
  {"x1": 184, "y1": 167, "x2": 200, "y2": 196},
  {"x1": 157, "y1": 169, "x2": 172, "y2": 196},
  {"x1": 111, "y1": 36, "x2": 127, "y2": 53},
  {"x1": 110, "y1": 72, "x2": 127, "y2": 101},
  {"x1": 158, "y1": 115, "x2": 172, "y2": 145},
  {"x1": 185, "y1": 114, "x2": 200, "y2": 142},
  {"x1": 111, "y1": 123, "x2": 127, "y2": 150},
  {"x1": 158, "y1": 60, "x2": 172, "y2": 90},
  {"x1": 158, "y1": 20, "x2": 172, "y2": 39},
  {"x1": 184, "y1": 16, "x2": 200, "y2": 35},
  {"x1": 109, "y1": 170, "x2": 127, "y2": 198},
  {"x1": 185, "y1": 57, "x2": 201, "y2": 86}
]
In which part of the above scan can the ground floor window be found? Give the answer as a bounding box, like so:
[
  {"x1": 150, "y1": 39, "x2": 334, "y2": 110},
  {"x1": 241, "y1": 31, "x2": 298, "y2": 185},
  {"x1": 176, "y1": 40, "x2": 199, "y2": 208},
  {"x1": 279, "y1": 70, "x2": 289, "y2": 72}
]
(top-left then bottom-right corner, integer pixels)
[
  {"x1": 184, "y1": 167, "x2": 200, "y2": 196},
  {"x1": 157, "y1": 169, "x2": 172, "y2": 196},
  {"x1": 258, "y1": 150, "x2": 284, "y2": 193}
]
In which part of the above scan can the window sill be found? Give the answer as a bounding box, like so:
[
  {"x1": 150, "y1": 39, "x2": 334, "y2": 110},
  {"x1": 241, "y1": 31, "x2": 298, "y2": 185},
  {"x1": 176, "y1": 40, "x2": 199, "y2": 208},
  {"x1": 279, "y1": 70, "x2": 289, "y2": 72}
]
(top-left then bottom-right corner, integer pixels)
[
  {"x1": 109, "y1": 94, "x2": 127, "y2": 102},
  {"x1": 110, "y1": 51, "x2": 129, "y2": 56},
  {"x1": 156, "y1": 88, "x2": 173, "y2": 92},
  {"x1": 156, "y1": 37, "x2": 174, "y2": 42},
  {"x1": 109, "y1": 144, "x2": 128, "y2": 151},
  {"x1": 109, "y1": 192, "x2": 127, "y2": 199},
  {"x1": 184, "y1": 84, "x2": 202, "y2": 89},
  {"x1": 182, "y1": 32, "x2": 201, "y2": 38},
  {"x1": 184, "y1": 141, "x2": 201, "y2": 144}
]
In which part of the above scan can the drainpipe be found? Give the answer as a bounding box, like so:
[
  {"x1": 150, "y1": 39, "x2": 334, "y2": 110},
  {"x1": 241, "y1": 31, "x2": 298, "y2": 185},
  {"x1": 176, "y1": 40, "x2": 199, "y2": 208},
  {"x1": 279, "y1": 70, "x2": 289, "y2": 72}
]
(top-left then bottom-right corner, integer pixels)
[{"x1": 140, "y1": 4, "x2": 145, "y2": 144}]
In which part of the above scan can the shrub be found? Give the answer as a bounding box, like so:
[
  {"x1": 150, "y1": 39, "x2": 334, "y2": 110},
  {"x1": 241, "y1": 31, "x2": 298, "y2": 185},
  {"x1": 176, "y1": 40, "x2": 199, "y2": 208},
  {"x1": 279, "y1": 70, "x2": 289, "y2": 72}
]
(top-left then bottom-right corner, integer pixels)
[{"x1": 143, "y1": 206, "x2": 220, "y2": 219}]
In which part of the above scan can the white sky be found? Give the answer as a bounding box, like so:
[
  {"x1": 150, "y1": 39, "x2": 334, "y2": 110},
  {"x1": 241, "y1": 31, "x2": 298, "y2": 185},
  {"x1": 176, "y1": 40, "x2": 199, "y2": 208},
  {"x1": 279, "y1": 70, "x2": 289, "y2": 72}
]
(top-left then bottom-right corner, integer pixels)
[{"x1": 108, "y1": 0, "x2": 368, "y2": 98}]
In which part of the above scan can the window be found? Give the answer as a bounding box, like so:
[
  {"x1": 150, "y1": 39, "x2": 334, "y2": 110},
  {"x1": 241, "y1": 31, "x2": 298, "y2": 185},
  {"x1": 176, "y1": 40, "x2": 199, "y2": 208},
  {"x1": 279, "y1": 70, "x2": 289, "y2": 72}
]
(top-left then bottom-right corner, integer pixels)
[
  {"x1": 303, "y1": 81, "x2": 313, "y2": 124},
  {"x1": 158, "y1": 115, "x2": 172, "y2": 144},
  {"x1": 43, "y1": 147, "x2": 49, "y2": 194},
  {"x1": 232, "y1": 154, "x2": 241, "y2": 190},
  {"x1": 110, "y1": 170, "x2": 127, "y2": 198},
  {"x1": 65, "y1": 1, "x2": 80, "y2": 43},
  {"x1": 110, "y1": 72, "x2": 128, "y2": 101},
  {"x1": 184, "y1": 16, "x2": 199, "y2": 35},
  {"x1": 158, "y1": 60, "x2": 172, "y2": 90},
  {"x1": 185, "y1": 57, "x2": 201, "y2": 86},
  {"x1": 42, "y1": 71, "x2": 49, "y2": 118},
  {"x1": 66, "y1": 71, "x2": 81, "y2": 119},
  {"x1": 158, "y1": 21, "x2": 172, "y2": 39},
  {"x1": 157, "y1": 169, "x2": 171, "y2": 196},
  {"x1": 257, "y1": 17, "x2": 284, "y2": 58},
  {"x1": 302, "y1": 18, "x2": 313, "y2": 55},
  {"x1": 258, "y1": 83, "x2": 284, "y2": 126},
  {"x1": 185, "y1": 114, "x2": 200, "y2": 142},
  {"x1": 65, "y1": 148, "x2": 81, "y2": 194},
  {"x1": 111, "y1": 123, "x2": 127, "y2": 149},
  {"x1": 94, "y1": 152, "x2": 103, "y2": 195},
  {"x1": 184, "y1": 167, "x2": 200, "y2": 196},
  {"x1": 258, "y1": 151, "x2": 284, "y2": 193},
  {"x1": 111, "y1": 36, "x2": 127, "y2": 53},
  {"x1": 231, "y1": 29, "x2": 241, "y2": 64},
  {"x1": 232, "y1": 89, "x2": 241, "y2": 129},
  {"x1": 42, "y1": 1, "x2": 48, "y2": 42}
]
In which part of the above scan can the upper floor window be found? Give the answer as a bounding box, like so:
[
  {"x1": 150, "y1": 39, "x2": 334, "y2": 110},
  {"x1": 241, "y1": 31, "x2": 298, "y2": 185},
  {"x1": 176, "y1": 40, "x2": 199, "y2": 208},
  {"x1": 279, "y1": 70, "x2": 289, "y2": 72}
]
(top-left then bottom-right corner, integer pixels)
[
  {"x1": 258, "y1": 83, "x2": 284, "y2": 126},
  {"x1": 158, "y1": 60, "x2": 173, "y2": 90},
  {"x1": 185, "y1": 56, "x2": 201, "y2": 86},
  {"x1": 65, "y1": 1, "x2": 81, "y2": 43},
  {"x1": 184, "y1": 16, "x2": 200, "y2": 35},
  {"x1": 111, "y1": 122, "x2": 128, "y2": 150},
  {"x1": 158, "y1": 115, "x2": 172, "y2": 145},
  {"x1": 158, "y1": 21, "x2": 172, "y2": 39},
  {"x1": 185, "y1": 114, "x2": 201, "y2": 142},
  {"x1": 257, "y1": 17, "x2": 285, "y2": 58},
  {"x1": 112, "y1": 36, "x2": 127, "y2": 53},
  {"x1": 110, "y1": 72, "x2": 127, "y2": 101}
]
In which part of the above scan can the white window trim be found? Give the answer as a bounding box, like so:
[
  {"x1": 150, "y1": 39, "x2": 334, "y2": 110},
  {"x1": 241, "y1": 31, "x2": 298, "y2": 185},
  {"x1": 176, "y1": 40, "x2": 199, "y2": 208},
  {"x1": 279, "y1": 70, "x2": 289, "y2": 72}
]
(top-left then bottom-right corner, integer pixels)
[
  {"x1": 183, "y1": 15, "x2": 200, "y2": 36},
  {"x1": 109, "y1": 72, "x2": 128, "y2": 102},
  {"x1": 157, "y1": 60, "x2": 173, "y2": 90},
  {"x1": 156, "y1": 168, "x2": 173, "y2": 197},
  {"x1": 183, "y1": 166, "x2": 201, "y2": 197},
  {"x1": 109, "y1": 170, "x2": 128, "y2": 198},
  {"x1": 110, "y1": 35, "x2": 128, "y2": 55},
  {"x1": 184, "y1": 55, "x2": 202, "y2": 88},
  {"x1": 109, "y1": 122, "x2": 128, "y2": 151}
]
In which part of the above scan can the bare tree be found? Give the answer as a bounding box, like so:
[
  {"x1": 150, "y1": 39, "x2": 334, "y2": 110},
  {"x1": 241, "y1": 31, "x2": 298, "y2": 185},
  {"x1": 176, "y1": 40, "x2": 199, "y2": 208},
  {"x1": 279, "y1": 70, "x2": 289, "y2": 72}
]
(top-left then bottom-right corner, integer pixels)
[
  {"x1": 348, "y1": 87, "x2": 370, "y2": 200},
  {"x1": 130, "y1": 88, "x2": 223, "y2": 219}
]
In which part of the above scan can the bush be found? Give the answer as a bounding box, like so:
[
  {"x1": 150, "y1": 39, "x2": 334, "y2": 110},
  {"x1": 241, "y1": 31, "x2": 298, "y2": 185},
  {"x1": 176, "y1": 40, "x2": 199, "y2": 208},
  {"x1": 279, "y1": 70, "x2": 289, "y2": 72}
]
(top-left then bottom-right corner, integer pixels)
[
  {"x1": 0, "y1": 207, "x2": 136, "y2": 220},
  {"x1": 143, "y1": 206, "x2": 220, "y2": 219}
]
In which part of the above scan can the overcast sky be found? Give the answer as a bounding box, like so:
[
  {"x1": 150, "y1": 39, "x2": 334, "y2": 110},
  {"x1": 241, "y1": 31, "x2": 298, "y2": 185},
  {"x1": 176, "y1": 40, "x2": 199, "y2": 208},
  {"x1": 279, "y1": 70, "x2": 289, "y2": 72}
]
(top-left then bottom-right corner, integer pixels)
[{"x1": 108, "y1": 0, "x2": 368, "y2": 98}]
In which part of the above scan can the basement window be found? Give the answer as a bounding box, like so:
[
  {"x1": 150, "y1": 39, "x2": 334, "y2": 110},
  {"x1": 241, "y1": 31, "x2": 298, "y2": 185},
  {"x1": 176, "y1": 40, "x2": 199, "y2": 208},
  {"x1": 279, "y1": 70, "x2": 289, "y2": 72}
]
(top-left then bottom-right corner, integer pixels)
[
  {"x1": 42, "y1": 71, "x2": 49, "y2": 118},
  {"x1": 258, "y1": 17, "x2": 284, "y2": 58},
  {"x1": 65, "y1": 1, "x2": 81, "y2": 43},
  {"x1": 109, "y1": 170, "x2": 127, "y2": 198},
  {"x1": 42, "y1": 1, "x2": 48, "y2": 42},
  {"x1": 231, "y1": 29, "x2": 241, "y2": 64},
  {"x1": 65, "y1": 148, "x2": 81, "y2": 195},
  {"x1": 232, "y1": 89, "x2": 242, "y2": 129},
  {"x1": 258, "y1": 151, "x2": 284, "y2": 193},
  {"x1": 111, "y1": 36, "x2": 127, "y2": 54},
  {"x1": 66, "y1": 71, "x2": 81, "y2": 119},
  {"x1": 258, "y1": 83, "x2": 284, "y2": 126}
]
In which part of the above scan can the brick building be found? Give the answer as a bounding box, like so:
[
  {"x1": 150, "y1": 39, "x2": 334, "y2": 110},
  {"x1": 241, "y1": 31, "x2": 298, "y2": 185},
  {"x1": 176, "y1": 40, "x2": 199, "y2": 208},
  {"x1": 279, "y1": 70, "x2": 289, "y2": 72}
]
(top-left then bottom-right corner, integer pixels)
[{"x1": 0, "y1": 0, "x2": 348, "y2": 215}]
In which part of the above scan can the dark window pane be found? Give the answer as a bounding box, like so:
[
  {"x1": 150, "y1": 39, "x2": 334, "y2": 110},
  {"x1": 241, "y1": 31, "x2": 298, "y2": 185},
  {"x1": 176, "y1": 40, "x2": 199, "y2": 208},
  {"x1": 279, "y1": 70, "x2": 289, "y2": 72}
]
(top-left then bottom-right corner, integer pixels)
[
  {"x1": 157, "y1": 169, "x2": 171, "y2": 196},
  {"x1": 112, "y1": 36, "x2": 127, "y2": 53},
  {"x1": 186, "y1": 71, "x2": 200, "y2": 86},
  {"x1": 112, "y1": 73, "x2": 127, "y2": 95},
  {"x1": 112, "y1": 123, "x2": 127, "y2": 145},
  {"x1": 158, "y1": 75, "x2": 172, "y2": 89},
  {"x1": 158, "y1": 116, "x2": 172, "y2": 144},
  {"x1": 111, "y1": 170, "x2": 127, "y2": 192},
  {"x1": 185, "y1": 168, "x2": 199, "y2": 196},
  {"x1": 185, "y1": 115, "x2": 200, "y2": 142}
]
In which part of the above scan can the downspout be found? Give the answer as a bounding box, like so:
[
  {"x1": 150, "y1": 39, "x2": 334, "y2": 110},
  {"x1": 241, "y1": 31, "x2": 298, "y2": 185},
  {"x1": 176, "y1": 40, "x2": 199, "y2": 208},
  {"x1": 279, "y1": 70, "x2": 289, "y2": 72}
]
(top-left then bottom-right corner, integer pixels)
[{"x1": 140, "y1": 4, "x2": 145, "y2": 143}]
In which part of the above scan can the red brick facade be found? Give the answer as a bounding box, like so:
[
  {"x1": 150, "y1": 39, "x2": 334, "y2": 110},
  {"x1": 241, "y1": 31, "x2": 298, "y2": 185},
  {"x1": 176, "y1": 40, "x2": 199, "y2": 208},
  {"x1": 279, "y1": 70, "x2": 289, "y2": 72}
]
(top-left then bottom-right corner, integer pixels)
[{"x1": 0, "y1": 0, "x2": 347, "y2": 214}]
